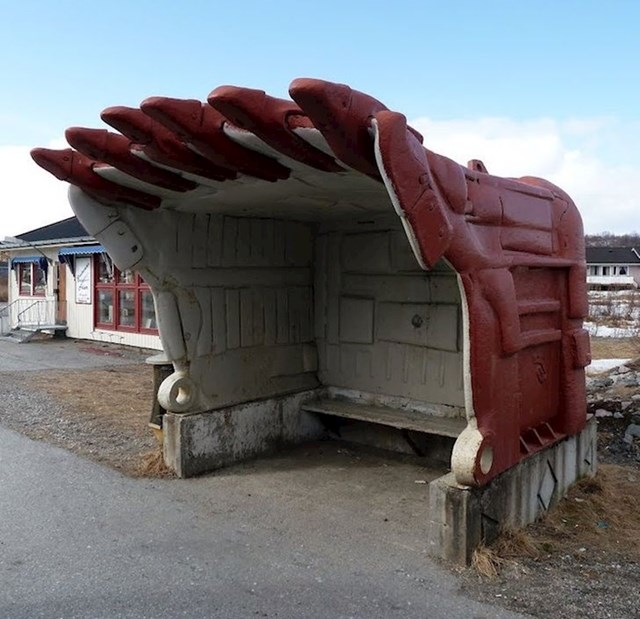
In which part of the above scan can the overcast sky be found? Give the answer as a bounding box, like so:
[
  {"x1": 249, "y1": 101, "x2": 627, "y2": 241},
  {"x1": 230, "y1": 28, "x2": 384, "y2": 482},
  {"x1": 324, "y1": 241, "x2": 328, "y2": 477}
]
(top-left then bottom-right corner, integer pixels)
[{"x1": 1, "y1": 0, "x2": 638, "y2": 237}]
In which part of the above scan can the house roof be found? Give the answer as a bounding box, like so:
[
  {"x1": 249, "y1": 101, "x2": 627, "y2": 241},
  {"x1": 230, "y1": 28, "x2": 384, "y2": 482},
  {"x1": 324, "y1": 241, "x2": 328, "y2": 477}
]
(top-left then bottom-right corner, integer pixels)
[
  {"x1": 16, "y1": 216, "x2": 89, "y2": 243},
  {"x1": 586, "y1": 246, "x2": 640, "y2": 264}
]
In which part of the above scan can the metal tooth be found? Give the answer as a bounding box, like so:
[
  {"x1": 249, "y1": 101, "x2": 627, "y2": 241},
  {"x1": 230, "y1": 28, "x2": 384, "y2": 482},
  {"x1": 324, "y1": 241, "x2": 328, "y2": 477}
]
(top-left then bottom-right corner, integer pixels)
[
  {"x1": 207, "y1": 86, "x2": 342, "y2": 173},
  {"x1": 101, "y1": 106, "x2": 235, "y2": 182},
  {"x1": 29, "y1": 147, "x2": 161, "y2": 211},
  {"x1": 65, "y1": 127, "x2": 198, "y2": 192},
  {"x1": 30, "y1": 147, "x2": 75, "y2": 181},
  {"x1": 140, "y1": 96, "x2": 291, "y2": 182},
  {"x1": 288, "y1": 78, "x2": 386, "y2": 177}
]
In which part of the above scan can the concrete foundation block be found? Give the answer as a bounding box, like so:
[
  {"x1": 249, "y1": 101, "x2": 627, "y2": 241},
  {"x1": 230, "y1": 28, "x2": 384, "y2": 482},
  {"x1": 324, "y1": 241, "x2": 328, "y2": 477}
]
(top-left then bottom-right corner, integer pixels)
[
  {"x1": 428, "y1": 419, "x2": 597, "y2": 564},
  {"x1": 163, "y1": 390, "x2": 325, "y2": 478}
]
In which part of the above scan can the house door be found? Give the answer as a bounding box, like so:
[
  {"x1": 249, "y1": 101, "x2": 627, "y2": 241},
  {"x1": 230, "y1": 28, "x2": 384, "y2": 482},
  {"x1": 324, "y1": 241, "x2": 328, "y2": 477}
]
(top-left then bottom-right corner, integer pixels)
[{"x1": 56, "y1": 264, "x2": 67, "y2": 324}]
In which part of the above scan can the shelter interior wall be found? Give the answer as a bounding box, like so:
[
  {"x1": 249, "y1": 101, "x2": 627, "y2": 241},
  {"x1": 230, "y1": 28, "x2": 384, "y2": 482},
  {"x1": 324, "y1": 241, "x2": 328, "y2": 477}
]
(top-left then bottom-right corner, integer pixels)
[
  {"x1": 150, "y1": 212, "x2": 465, "y2": 413},
  {"x1": 147, "y1": 213, "x2": 320, "y2": 409},
  {"x1": 314, "y1": 219, "x2": 465, "y2": 410}
]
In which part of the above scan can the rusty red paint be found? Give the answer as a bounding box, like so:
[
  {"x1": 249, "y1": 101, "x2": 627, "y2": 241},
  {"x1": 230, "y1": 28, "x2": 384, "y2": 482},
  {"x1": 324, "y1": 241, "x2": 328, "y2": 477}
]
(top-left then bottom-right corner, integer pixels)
[
  {"x1": 101, "y1": 106, "x2": 235, "y2": 182},
  {"x1": 289, "y1": 78, "x2": 389, "y2": 177},
  {"x1": 30, "y1": 78, "x2": 589, "y2": 486},
  {"x1": 140, "y1": 96, "x2": 290, "y2": 182},
  {"x1": 30, "y1": 147, "x2": 160, "y2": 210},
  {"x1": 65, "y1": 127, "x2": 197, "y2": 192},
  {"x1": 207, "y1": 86, "x2": 342, "y2": 172}
]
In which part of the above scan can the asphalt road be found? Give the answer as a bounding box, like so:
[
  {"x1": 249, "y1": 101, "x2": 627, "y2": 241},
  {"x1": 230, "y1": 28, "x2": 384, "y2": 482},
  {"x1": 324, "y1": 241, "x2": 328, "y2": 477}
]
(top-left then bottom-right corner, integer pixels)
[{"x1": 0, "y1": 425, "x2": 529, "y2": 619}]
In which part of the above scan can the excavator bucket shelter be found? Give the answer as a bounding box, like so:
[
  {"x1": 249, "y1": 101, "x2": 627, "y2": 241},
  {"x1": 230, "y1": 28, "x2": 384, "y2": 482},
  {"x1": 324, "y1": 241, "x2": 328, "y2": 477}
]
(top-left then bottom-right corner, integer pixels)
[{"x1": 32, "y1": 79, "x2": 596, "y2": 562}]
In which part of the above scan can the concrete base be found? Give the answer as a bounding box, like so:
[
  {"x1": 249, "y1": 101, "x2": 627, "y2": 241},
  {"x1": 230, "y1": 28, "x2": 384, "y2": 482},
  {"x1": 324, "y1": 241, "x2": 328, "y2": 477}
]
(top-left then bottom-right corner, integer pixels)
[
  {"x1": 163, "y1": 390, "x2": 326, "y2": 478},
  {"x1": 428, "y1": 419, "x2": 597, "y2": 565}
]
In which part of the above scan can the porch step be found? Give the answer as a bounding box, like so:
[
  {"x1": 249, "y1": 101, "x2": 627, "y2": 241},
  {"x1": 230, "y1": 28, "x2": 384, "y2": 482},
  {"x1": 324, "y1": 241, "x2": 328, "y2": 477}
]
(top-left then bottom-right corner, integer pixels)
[
  {"x1": 0, "y1": 324, "x2": 67, "y2": 344},
  {"x1": 301, "y1": 398, "x2": 467, "y2": 438},
  {"x1": 19, "y1": 324, "x2": 68, "y2": 332},
  {"x1": 0, "y1": 329, "x2": 37, "y2": 343}
]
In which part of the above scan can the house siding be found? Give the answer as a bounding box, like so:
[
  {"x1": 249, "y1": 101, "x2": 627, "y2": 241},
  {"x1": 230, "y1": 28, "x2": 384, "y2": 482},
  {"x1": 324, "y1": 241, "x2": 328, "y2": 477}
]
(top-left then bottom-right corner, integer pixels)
[{"x1": 6, "y1": 244, "x2": 162, "y2": 350}]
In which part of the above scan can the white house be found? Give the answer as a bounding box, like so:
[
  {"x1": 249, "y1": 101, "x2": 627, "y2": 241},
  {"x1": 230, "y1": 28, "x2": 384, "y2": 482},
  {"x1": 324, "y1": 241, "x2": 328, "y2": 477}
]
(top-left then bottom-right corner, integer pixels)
[
  {"x1": 0, "y1": 217, "x2": 162, "y2": 349},
  {"x1": 585, "y1": 246, "x2": 640, "y2": 289}
]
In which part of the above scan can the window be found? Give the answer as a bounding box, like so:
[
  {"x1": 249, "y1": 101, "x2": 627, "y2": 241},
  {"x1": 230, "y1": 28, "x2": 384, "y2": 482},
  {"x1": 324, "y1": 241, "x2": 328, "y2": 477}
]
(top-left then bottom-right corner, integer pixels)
[
  {"x1": 620, "y1": 266, "x2": 627, "y2": 275},
  {"x1": 93, "y1": 254, "x2": 158, "y2": 334},
  {"x1": 602, "y1": 266, "x2": 610, "y2": 276},
  {"x1": 18, "y1": 263, "x2": 46, "y2": 297}
]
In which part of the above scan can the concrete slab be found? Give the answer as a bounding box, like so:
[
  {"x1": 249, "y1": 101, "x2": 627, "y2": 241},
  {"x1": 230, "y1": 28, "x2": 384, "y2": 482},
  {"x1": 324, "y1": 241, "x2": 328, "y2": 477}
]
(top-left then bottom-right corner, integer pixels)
[
  {"x1": 163, "y1": 391, "x2": 325, "y2": 477},
  {"x1": 428, "y1": 419, "x2": 598, "y2": 564}
]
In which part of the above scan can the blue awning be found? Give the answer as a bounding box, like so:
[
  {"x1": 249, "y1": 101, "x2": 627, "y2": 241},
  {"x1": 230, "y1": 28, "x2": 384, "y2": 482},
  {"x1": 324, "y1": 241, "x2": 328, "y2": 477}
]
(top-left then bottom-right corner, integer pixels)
[
  {"x1": 10, "y1": 255, "x2": 49, "y2": 276},
  {"x1": 58, "y1": 244, "x2": 105, "y2": 276},
  {"x1": 11, "y1": 255, "x2": 42, "y2": 265},
  {"x1": 58, "y1": 244, "x2": 105, "y2": 257}
]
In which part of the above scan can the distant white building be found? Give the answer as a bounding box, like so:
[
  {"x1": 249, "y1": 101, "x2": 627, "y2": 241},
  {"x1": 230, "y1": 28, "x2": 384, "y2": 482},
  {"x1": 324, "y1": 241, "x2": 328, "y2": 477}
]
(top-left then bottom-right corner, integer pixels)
[
  {"x1": 585, "y1": 246, "x2": 640, "y2": 289},
  {"x1": 0, "y1": 216, "x2": 162, "y2": 349}
]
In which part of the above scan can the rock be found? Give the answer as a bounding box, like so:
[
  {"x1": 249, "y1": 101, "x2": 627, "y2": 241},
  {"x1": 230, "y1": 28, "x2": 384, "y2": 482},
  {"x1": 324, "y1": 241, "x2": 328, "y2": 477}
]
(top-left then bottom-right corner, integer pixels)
[
  {"x1": 596, "y1": 409, "x2": 613, "y2": 418},
  {"x1": 623, "y1": 424, "x2": 640, "y2": 444},
  {"x1": 614, "y1": 412, "x2": 625, "y2": 419},
  {"x1": 616, "y1": 365, "x2": 631, "y2": 374},
  {"x1": 621, "y1": 401, "x2": 633, "y2": 410},
  {"x1": 589, "y1": 377, "x2": 614, "y2": 391},
  {"x1": 632, "y1": 394, "x2": 640, "y2": 401},
  {"x1": 619, "y1": 374, "x2": 640, "y2": 387}
]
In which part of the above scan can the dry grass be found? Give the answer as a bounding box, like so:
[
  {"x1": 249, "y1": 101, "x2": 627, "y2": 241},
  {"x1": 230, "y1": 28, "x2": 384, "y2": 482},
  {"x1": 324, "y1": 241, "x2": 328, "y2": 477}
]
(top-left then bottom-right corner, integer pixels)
[
  {"x1": 590, "y1": 337, "x2": 640, "y2": 359},
  {"x1": 472, "y1": 528, "x2": 540, "y2": 577},
  {"x1": 532, "y1": 464, "x2": 640, "y2": 559},
  {"x1": 26, "y1": 364, "x2": 166, "y2": 476},
  {"x1": 29, "y1": 364, "x2": 153, "y2": 435},
  {"x1": 473, "y1": 464, "x2": 640, "y2": 577},
  {"x1": 136, "y1": 448, "x2": 175, "y2": 478},
  {"x1": 471, "y1": 545, "x2": 504, "y2": 578}
]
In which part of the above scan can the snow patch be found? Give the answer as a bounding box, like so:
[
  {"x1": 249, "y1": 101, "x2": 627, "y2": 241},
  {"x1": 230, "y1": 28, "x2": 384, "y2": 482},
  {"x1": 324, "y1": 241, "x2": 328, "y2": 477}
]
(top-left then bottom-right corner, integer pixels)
[{"x1": 586, "y1": 358, "x2": 632, "y2": 375}]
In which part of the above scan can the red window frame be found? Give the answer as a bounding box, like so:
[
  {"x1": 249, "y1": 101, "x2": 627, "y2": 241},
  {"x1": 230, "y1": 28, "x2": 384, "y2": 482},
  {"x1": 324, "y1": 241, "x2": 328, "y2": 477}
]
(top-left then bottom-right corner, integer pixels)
[
  {"x1": 17, "y1": 263, "x2": 46, "y2": 297},
  {"x1": 93, "y1": 255, "x2": 158, "y2": 334}
]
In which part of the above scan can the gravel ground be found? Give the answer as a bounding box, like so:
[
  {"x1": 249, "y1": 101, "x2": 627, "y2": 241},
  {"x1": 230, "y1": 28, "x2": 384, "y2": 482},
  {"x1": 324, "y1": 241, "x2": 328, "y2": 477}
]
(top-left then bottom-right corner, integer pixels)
[
  {"x1": 0, "y1": 371, "x2": 158, "y2": 475},
  {"x1": 0, "y1": 339, "x2": 158, "y2": 476},
  {"x1": 459, "y1": 553, "x2": 640, "y2": 619}
]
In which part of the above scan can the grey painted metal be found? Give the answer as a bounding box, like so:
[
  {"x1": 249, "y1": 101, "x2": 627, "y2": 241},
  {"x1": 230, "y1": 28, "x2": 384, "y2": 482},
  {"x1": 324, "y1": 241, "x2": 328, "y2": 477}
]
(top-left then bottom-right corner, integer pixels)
[
  {"x1": 301, "y1": 399, "x2": 466, "y2": 438},
  {"x1": 315, "y1": 218, "x2": 464, "y2": 410}
]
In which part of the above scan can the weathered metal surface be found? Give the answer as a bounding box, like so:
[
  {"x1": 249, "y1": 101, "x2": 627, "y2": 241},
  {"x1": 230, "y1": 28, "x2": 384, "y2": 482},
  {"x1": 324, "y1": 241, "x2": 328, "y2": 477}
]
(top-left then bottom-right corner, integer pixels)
[
  {"x1": 31, "y1": 78, "x2": 590, "y2": 486},
  {"x1": 301, "y1": 399, "x2": 466, "y2": 438}
]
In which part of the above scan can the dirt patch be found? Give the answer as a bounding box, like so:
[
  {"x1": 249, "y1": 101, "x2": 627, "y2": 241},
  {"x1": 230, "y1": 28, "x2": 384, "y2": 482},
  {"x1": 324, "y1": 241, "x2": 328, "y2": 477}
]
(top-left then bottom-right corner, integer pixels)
[
  {"x1": 29, "y1": 364, "x2": 154, "y2": 438},
  {"x1": 590, "y1": 336, "x2": 640, "y2": 359},
  {"x1": 530, "y1": 465, "x2": 640, "y2": 559},
  {"x1": 0, "y1": 362, "x2": 169, "y2": 477}
]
